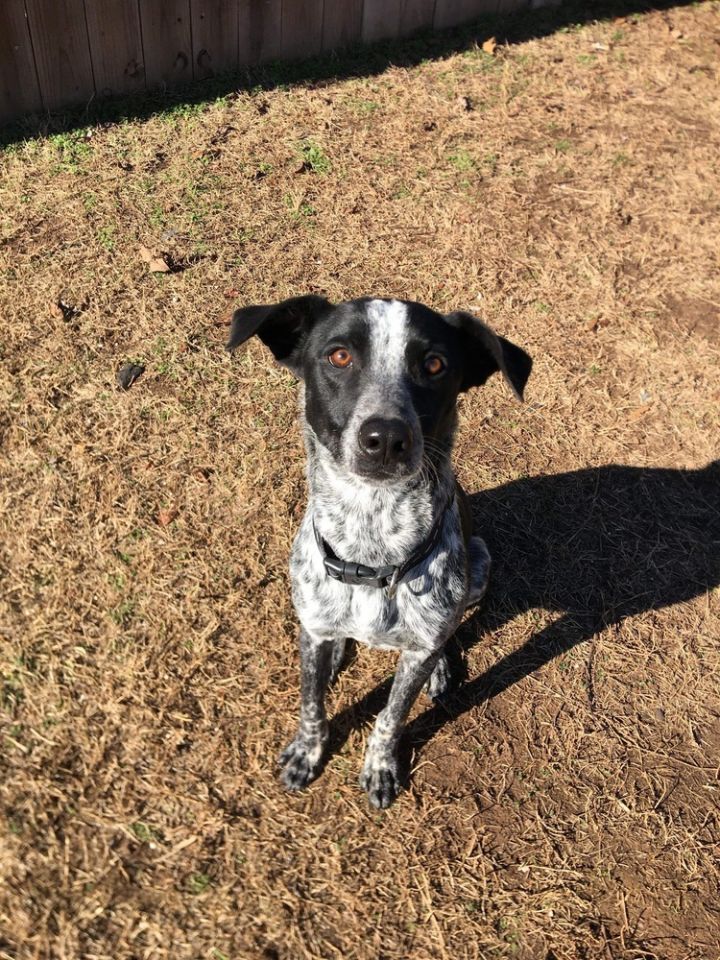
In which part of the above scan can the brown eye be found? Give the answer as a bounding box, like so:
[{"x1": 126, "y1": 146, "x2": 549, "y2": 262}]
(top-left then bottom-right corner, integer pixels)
[
  {"x1": 424, "y1": 355, "x2": 446, "y2": 376},
  {"x1": 328, "y1": 348, "x2": 353, "y2": 368}
]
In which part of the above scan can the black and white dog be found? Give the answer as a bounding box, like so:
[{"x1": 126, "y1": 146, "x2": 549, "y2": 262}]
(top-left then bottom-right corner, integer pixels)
[{"x1": 228, "y1": 296, "x2": 531, "y2": 808}]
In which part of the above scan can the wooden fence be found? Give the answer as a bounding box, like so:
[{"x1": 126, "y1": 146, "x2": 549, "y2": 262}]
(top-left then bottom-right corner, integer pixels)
[{"x1": 1, "y1": 0, "x2": 533, "y2": 124}]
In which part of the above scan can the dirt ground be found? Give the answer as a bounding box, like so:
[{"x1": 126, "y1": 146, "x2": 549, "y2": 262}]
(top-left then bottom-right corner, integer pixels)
[{"x1": 1, "y1": 3, "x2": 719, "y2": 958}]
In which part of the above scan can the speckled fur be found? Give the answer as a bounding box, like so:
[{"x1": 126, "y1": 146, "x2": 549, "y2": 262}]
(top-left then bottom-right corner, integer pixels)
[
  {"x1": 227, "y1": 294, "x2": 530, "y2": 808},
  {"x1": 285, "y1": 302, "x2": 488, "y2": 808}
]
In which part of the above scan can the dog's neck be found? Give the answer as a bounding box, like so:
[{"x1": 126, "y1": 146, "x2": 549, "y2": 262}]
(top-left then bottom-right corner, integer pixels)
[{"x1": 303, "y1": 424, "x2": 456, "y2": 568}]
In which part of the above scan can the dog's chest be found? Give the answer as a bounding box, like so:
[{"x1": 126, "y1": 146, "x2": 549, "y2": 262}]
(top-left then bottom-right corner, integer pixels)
[{"x1": 290, "y1": 510, "x2": 467, "y2": 651}]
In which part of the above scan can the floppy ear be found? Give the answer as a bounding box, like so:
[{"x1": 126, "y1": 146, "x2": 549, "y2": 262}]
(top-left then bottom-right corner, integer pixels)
[
  {"x1": 226, "y1": 295, "x2": 332, "y2": 377},
  {"x1": 445, "y1": 311, "x2": 532, "y2": 401}
]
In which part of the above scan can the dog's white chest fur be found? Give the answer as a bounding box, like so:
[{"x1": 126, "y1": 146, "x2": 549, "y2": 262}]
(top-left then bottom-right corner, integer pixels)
[{"x1": 290, "y1": 492, "x2": 468, "y2": 652}]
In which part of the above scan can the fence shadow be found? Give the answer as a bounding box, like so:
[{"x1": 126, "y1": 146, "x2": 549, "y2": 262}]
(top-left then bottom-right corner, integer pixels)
[
  {"x1": 328, "y1": 460, "x2": 720, "y2": 760},
  {"x1": 1, "y1": 0, "x2": 700, "y2": 146}
]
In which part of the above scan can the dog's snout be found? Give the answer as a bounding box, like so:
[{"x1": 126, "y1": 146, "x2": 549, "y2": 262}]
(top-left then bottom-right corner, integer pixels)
[{"x1": 358, "y1": 417, "x2": 413, "y2": 466}]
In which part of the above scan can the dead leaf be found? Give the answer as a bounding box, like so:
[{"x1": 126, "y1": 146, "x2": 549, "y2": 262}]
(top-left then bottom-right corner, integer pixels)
[
  {"x1": 482, "y1": 37, "x2": 497, "y2": 55},
  {"x1": 223, "y1": 288, "x2": 241, "y2": 299},
  {"x1": 628, "y1": 406, "x2": 652, "y2": 422},
  {"x1": 157, "y1": 506, "x2": 179, "y2": 527},
  {"x1": 140, "y1": 246, "x2": 171, "y2": 273},
  {"x1": 149, "y1": 257, "x2": 171, "y2": 273},
  {"x1": 116, "y1": 363, "x2": 145, "y2": 391},
  {"x1": 456, "y1": 95, "x2": 473, "y2": 112},
  {"x1": 49, "y1": 301, "x2": 64, "y2": 320},
  {"x1": 193, "y1": 467, "x2": 214, "y2": 483},
  {"x1": 585, "y1": 316, "x2": 610, "y2": 332},
  {"x1": 194, "y1": 147, "x2": 221, "y2": 161},
  {"x1": 670, "y1": 28, "x2": 683, "y2": 40}
]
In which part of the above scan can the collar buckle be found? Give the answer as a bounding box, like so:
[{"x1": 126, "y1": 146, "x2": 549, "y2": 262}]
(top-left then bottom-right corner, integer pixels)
[{"x1": 323, "y1": 556, "x2": 389, "y2": 588}]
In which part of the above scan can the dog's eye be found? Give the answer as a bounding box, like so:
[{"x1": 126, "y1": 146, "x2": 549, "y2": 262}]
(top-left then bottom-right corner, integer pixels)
[
  {"x1": 328, "y1": 348, "x2": 353, "y2": 368},
  {"x1": 424, "y1": 355, "x2": 446, "y2": 376}
]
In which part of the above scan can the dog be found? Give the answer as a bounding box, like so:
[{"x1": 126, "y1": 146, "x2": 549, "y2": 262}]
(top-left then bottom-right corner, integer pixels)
[{"x1": 228, "y1": 296, "x2": 532, "y2": 807}]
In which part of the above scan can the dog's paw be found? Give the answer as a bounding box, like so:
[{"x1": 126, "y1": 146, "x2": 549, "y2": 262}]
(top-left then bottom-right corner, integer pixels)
[
  {"x1": 360, "y1": 755, "x2": 401, "y2": 809},
  {"x1": 278, "y1": 735, "x2": 325, "y2": 791},
  {"x1": 424, "y1": 653, "x2": 451, "y2": 700}
]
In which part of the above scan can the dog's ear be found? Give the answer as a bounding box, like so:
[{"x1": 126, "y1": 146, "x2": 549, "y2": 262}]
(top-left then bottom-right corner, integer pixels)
[
  {"x1": 226, "y1": 295, "x2": 332, "y2": 376},
  {"x1": 445, "y1": 311, "x2": 532, "y2": 401}
]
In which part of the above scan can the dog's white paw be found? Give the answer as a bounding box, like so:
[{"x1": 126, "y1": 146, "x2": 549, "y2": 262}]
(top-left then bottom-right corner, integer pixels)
[
  {"x1": 466, "y1": 535, "x2": 491, "y2": 608},
  {"x1": 278, "y1": 734, "x2": 326, "y2": 790},
  {"x1": 360, "y1": 750, "x2": 401, "y2": 809},
  {"x1": 424, "y1": 653, "x2": 451, "y2": 700}
]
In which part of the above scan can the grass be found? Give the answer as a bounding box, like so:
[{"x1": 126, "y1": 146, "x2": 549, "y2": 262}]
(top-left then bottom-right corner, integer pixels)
[
  {"x1": 1, "y1": 4, "x2": 719, "y2": 960},
  {"x1": 448, "y1": 147, "x2": 476, "y2": 171},
  {"x1": 298, "y1": 139, "x2": 331, "y2": 175}
]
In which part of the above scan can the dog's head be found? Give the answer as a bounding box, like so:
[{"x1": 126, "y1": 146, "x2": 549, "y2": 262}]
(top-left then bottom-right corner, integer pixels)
[{"x1": 228, "y1": 296, "x2": 531, "y2": 484}]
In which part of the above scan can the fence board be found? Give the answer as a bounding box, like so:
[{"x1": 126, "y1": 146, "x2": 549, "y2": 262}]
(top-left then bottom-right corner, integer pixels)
[
  {"x1": 434, "y1": 0, "x2": 498, "y2": 28},
  {"x1": 25, "y1": 0, "x2": 94, "y2": 111},
  {"x1": 138, "y1": 0, "x2": 193, "y2": 87},
  {"x1": 0, "y1": 2, "x2": 42, "y2": 121},
  {"x1": 362, "y1": 0, "x2": 402, "y2": 43},
  {"x1": 281, "y1": 0, "x2": 324, "y2": 60},
  {"x1": 84, "y1": 0, "x2": 145, "y2": 97},
  {"x1": 191, "y1": 0, "x2": 239, "y2": 79},
  {"x1": 399, "y1": 0, "x2": 437, "y2": 35},
  {"x1": 238, "y1": 0, "x2": 281, "y2": 65},
  {"x1": 322, "y1": 0, "x2": 363, "y2": 51},
  {"x1": 1, "y1": 0, "x2": 543, "y2": 124}
]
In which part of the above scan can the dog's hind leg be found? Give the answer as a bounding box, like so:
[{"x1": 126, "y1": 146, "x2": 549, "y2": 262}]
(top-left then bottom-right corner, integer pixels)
[
  {"x1": 360, "y1": 648, "x2": 441, "y2": 808},
  {"x1": 279, "y1": 628, "x2": 334, "y2": 790},
  {"x1": 466, "y1": 535, "x2": 491, "y2": 608},
  {"x1": 329, "y1": 637, "x2": 347, "y2": 683},
  {"x1": 424, "y1": 652, "x2": 451, "y2": 700}
]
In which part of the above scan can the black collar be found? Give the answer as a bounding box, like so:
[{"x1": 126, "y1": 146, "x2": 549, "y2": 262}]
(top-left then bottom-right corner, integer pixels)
[{"x1": 312, "y1": 492, "x2": 455, "y2": 597}]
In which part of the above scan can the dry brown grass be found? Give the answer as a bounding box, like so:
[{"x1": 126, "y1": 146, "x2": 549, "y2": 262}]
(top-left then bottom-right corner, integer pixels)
[{"x1": 1, "y1": 4, "x2": 720, "y2": 958}]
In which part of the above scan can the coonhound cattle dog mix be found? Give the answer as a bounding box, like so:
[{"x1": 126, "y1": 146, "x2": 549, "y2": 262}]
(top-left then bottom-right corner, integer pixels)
[{"x1": 228, "y1": 296, "x2": 531, "y2": 808}]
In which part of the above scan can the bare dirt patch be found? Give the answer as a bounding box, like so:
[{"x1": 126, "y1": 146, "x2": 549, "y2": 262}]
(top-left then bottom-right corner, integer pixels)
[
  {"x1": 661, "y1": 294, "x2": 719, "y2": 344},
  {"x1": 1, "y1": 4, "x2": 719, "y2": 959}
]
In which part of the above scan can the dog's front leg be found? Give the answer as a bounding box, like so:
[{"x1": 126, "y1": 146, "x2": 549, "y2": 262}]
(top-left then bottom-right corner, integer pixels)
[
  {"x1": 360, "y1": 648, "x2": 441, "y2": 809},
  {"x1": 279, "y1": 628, "x2": 334, "y2": 790}
]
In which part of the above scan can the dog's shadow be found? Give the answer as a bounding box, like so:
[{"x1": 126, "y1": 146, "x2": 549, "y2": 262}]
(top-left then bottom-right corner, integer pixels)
[{"x1": 328, "y1": 460, "x2": 720, "y2": 765}]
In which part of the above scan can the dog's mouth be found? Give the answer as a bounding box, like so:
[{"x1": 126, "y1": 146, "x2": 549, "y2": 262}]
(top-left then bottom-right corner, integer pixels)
[{"x1": 349, "y1": 460, "x2": 422, "y2": 485}]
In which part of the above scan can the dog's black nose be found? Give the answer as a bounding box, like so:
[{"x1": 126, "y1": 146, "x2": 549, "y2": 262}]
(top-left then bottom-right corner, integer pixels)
[{"x1": 358, "y1": 418, "x2": 413, "y2": 466}]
